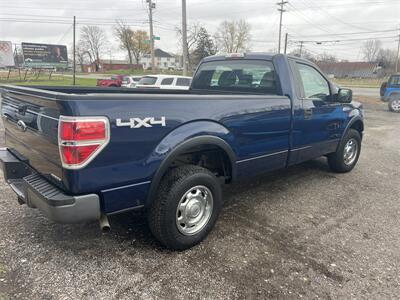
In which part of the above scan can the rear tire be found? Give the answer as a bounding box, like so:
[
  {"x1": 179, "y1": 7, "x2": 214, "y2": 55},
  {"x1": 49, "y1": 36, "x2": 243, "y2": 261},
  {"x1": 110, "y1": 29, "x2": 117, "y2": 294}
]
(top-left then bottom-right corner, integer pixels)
[
  {"x1": 328, "y1": 129, "x2": 361, "y2": 173},
  {"x1": 148, "y1": 165, "x2": 222, "y2": 250},
  {"x1": 388, "y1": 97, "x2": 400, "y2": 113}
]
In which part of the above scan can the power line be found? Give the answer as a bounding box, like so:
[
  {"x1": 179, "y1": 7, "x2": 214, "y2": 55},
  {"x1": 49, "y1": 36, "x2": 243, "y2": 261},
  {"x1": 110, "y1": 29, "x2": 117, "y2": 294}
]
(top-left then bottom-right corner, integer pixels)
[{"x1": 292, "y1": 35, "x2": 398, "y2": 44}]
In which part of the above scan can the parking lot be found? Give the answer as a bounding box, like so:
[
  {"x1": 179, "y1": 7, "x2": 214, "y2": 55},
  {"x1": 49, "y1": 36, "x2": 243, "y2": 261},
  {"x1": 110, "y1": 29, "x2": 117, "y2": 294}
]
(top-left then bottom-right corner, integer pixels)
[{"x1": 0, "y1": 95, "x2": 399, "y2": 299}]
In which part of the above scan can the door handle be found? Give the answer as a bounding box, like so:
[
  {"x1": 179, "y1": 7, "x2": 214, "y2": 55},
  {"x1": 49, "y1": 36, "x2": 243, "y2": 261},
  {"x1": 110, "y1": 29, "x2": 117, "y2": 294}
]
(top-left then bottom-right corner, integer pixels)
[{"x1": 304, "y1": 109, "x2": 313, "y2": 119}]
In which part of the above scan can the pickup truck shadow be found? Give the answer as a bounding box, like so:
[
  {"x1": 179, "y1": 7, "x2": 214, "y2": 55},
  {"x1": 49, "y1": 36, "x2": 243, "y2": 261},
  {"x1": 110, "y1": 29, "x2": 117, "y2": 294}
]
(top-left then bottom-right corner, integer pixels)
[
  {"x1": 107, "y1": 157, "x2": 334, "y2": 247},
  {"x1": 28, "y1": 157, "x2": 334, "y2": 253}
]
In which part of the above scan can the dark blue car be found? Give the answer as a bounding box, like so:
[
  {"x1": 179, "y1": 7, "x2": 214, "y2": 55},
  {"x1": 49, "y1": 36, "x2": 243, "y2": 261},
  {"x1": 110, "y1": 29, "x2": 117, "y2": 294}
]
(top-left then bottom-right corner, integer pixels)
[{"x1": 0, "y1": 53, "x2": 364, "y2": 249}]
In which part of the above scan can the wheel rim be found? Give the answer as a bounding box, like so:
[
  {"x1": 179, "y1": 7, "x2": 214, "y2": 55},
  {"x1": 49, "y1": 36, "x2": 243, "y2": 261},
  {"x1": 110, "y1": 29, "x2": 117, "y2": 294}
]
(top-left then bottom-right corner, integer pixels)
[
  {"x1": 343, "y1": 138, "x2": 358, "y2": 166},
  {"x1": 176, "y1": 185, "x2": 213, "y2": 236},
  {"x1": 391, "y1": 100, "x2": 400, "y2": 111}
]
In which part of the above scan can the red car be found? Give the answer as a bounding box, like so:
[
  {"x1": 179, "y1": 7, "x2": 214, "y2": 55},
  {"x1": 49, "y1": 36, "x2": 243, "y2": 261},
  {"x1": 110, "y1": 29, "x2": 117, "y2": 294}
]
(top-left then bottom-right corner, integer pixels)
[{"x1": 96, "y1": 75, "x2": 124, "y2": 87}]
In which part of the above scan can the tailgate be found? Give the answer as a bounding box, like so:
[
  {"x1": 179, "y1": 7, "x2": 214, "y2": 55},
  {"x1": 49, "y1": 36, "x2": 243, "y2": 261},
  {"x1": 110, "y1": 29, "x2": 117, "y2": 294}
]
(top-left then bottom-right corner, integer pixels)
[{"x1": 0, "y1": 86, "x2": 62, "y2": 180}]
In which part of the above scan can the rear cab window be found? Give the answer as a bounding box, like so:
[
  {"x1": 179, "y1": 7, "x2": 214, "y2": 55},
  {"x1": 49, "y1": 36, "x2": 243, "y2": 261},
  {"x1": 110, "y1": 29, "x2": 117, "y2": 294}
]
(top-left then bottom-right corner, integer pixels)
[
  {"x1": 139, "y1": 76, "x2": 157, "y2": 85},
  {"x1": 192, "y1": 60, "x2": 279, "y2": 94}
]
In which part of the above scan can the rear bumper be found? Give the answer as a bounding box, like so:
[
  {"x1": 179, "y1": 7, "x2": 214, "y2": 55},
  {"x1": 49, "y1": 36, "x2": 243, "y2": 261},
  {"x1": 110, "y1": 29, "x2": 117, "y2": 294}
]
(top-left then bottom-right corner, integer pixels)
[{"x1": 0, "y1": 148, "x2": 101, "y2": 223}]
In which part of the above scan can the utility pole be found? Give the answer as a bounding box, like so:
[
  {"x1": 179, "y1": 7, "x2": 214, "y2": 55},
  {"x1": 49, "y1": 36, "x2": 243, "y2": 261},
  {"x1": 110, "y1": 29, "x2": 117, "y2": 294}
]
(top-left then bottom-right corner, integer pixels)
[
  {"x1": 182, "y1": 0, "x2": 189, "y2": 76},
  {"x1": 396, "y1": 32, "x2": 400, "y2": 73},
  {"x1": 147, "y1": 0, "x2": 156, "y2": 74},
  {"x1": 284, "y1": 33, "x2": 288, "y2": 54},
  {"x1": 73, "y1": 16, "x2": 76, "y2": 86},
  {"x1": 299, "y1": 41, "x2": 304, "y2": 57},
  {"x1": 277, "y1": 0, "x2": 288, "y2": 53}
]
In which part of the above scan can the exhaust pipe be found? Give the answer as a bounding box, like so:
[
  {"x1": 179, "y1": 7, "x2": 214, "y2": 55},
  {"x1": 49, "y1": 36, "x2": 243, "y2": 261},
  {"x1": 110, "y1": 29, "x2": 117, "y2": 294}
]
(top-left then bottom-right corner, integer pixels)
[{"x1": 99, "y1": 214, "x2": 111, "y2": 233}]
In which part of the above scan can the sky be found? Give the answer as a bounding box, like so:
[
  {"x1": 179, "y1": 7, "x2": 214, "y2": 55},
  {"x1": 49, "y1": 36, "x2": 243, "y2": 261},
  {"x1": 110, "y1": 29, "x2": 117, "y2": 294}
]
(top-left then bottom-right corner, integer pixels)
[{"x1": 0, "y1": 0, "x2": 399, "y2": 62}]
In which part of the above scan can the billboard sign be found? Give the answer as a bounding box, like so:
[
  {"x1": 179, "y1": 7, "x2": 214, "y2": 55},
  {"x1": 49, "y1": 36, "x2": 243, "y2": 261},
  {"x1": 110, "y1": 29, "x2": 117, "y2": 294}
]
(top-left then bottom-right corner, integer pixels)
[
  {"x1": 0, "y1": 41, "x2": 15, "y2": 67},
  {"x1": 22, "y1": 42, "x2": 68, "y2": 69}
]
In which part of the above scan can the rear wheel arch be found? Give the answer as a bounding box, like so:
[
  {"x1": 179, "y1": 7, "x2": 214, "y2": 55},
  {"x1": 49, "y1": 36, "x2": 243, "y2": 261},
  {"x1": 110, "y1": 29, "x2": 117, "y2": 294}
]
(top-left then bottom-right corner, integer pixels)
[
  {"x1": 389, "y1": 92, "x2": 400, "y2": 99},
  {"x1": 145, "y1": 135, "x2": 236, "y2": 208}
]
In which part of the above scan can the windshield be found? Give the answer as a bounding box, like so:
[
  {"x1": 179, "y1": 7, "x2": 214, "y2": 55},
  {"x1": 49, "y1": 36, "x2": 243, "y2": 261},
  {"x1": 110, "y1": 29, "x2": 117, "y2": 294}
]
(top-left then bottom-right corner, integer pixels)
[
  {"x1": 138, "y1": 76, "x2": 157, "y2": 85},
  {"x1": 192, "y1": 60, "x2": 278, "y2": 94}
]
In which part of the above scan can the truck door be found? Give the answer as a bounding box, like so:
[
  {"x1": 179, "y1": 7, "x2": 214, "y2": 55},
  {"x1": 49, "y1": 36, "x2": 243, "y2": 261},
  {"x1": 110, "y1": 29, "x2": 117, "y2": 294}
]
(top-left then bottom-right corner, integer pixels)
[{"x1": 290, "y1": 62, "x2": 346, "y2": 164}]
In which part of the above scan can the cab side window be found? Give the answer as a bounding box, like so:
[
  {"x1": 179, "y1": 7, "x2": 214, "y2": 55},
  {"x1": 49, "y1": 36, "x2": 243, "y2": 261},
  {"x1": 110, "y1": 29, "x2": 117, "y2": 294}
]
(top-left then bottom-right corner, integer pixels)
[
  {"x1": 161, "y1": 78, "x2": 174, "y2": 85},
  {"x1": 389, "y1": 75, "x2": 400, "y2": 87},
  {"x1": 297, "y1": 63, "x2": 330, "y2": 101}
]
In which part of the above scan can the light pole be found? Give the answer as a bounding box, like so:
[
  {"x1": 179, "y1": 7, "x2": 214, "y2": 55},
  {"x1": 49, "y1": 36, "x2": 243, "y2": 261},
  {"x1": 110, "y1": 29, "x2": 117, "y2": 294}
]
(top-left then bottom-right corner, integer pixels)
[
  {"x1": 182, "y1": 0, "x2": 189, "y2": 76},
  {"x1": 147, "y1": 0, "x2": 156, "y2": 74},
  {"x1": 277, "y1": 0, "x2": 288, "y2": 53}
]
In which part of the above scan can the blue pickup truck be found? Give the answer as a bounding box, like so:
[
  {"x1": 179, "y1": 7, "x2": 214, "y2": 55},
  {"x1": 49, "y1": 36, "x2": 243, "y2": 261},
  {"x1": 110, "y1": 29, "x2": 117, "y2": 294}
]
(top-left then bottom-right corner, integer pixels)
[
  {"x1": 0, "y1": 53, "x2": 364, "y2": 250},
  {"x1": 380, "y1": 73, "x2": 400, "y2": 112}
]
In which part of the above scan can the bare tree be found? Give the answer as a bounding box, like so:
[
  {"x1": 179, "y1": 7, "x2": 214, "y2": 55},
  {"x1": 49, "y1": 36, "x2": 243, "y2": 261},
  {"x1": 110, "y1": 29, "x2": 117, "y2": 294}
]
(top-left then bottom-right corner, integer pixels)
[
  {"x1": 79, "y1": 25, "x2": 107, "y2": 71},
  {"x1": 289, "y1": 48, "x2": 315, "y2": 61},
  {"x1": 131, "y1": 30, "x2": 151, "y2": 65},
  {"x1": 177, "y1": 23, "x2": 201, "y2": 68},
  {"x1": 214, "y1": 20, "x2": 251, "y2": 53},
  {"x1": 362, "y1": 39, "x2": 382, "y2": 62},
  {"x1": 114, "y1": 21, "x2": 134, "y2": 67},
  {"x1": 376, "y1": 48, "x2": 398, "y2": 73},
  {"x1": 316, "y1": 52, "x2": 337, "y2": 63},
  {"x1": 75, "y1": 41, "x2": 91, "y2": 71}
]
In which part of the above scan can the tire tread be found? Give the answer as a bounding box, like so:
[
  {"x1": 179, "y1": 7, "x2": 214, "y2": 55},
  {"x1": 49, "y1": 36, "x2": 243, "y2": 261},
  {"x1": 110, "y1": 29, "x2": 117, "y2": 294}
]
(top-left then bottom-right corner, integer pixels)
[{"x1": 148, "y1": 165, "x2": 219, "y2": 249}]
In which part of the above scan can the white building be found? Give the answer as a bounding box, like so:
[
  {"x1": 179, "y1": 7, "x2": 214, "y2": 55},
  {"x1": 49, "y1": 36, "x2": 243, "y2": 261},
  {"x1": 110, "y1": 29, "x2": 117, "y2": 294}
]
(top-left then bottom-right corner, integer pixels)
[{"x1": 141, "y1": 49, "x2": 181, "y2": 70}]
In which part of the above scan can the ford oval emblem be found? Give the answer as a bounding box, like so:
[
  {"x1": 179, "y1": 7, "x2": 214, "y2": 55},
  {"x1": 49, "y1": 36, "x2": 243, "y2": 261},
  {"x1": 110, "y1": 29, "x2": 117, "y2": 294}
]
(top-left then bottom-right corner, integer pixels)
[{"x1": 17, "y1": 120, "x2": 27, "y2": 132}]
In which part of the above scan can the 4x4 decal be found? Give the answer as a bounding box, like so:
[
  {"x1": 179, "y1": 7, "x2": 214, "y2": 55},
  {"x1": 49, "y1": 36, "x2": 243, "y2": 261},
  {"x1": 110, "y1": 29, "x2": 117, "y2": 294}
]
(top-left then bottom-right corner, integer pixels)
[{"x1": 116, "y1": 117, "x2": 166, "y2": 128}]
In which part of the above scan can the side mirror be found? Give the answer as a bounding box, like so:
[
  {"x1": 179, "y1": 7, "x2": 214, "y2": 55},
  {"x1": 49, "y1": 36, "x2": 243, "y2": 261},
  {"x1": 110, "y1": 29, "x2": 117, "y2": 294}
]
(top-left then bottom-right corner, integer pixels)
[{"x1": 337, "y1": 88, "x2": 352, "y2": 103}]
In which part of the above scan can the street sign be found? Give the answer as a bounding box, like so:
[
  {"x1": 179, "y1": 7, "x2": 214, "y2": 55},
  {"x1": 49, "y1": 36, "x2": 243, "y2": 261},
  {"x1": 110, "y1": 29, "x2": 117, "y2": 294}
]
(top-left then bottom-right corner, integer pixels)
[{"x1": 144, "y1": 36, "x2": 160, "y2": 43}]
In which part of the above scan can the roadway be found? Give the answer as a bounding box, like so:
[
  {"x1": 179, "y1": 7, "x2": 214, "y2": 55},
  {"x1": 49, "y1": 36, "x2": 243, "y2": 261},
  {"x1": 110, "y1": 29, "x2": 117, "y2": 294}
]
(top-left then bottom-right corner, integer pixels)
[{"x1": 1, "y1": 96, "x2": 399, "y2": 299}]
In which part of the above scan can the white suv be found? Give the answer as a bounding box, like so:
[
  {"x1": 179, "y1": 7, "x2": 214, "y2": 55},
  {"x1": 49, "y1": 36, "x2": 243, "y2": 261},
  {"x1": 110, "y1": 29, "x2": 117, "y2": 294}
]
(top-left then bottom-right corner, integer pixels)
[
  {"x1": 136, "y1": 75, "x2": 192, "y2": 90},
  {"x1": 121, "y1": 76, "x2": 142, "y2": 88}
]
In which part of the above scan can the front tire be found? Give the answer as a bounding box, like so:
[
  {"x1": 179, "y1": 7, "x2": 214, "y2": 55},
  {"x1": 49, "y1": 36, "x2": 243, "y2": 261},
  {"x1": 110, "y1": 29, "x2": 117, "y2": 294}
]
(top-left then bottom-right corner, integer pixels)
[
  {"x1": 148, "y1": 165, "x2": 222, "y2": 250},
  {"x1": 388, "y1": 97, "x2": 400, "y2": 113},
  {"x1": 328, "y1": 129, "x2": 361, "y2": 173}
]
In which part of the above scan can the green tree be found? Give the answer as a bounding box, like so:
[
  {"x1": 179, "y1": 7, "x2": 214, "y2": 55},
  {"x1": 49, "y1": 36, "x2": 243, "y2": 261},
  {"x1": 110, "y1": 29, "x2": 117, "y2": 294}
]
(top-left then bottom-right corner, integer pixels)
[{"x1": 192, "y1": 27, "x2": 217, "y2": 66}]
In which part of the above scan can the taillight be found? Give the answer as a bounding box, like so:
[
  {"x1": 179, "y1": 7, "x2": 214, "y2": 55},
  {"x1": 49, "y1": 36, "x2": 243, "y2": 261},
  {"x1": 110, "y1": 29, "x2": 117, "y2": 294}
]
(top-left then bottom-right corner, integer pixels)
[{"x1": 58, "y1": 116, "x2": 110, "y2": 169}]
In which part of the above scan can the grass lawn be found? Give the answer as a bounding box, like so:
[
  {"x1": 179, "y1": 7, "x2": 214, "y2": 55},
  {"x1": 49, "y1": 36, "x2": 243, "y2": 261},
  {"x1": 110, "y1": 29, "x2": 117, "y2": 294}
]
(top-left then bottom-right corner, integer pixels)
[
  {"x1": 333, "y1": 77, "x2": 387, "y2": 88},
  {"x1": 0, "y1": 76, "x2": 97, "y2": 87}
]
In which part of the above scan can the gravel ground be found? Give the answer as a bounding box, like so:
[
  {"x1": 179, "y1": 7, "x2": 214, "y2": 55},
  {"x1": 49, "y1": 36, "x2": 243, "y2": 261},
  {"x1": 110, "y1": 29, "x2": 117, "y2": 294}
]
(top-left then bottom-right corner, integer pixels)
[{"x1": 0, "y1": 97, "x2": 399, "y2": 299}]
